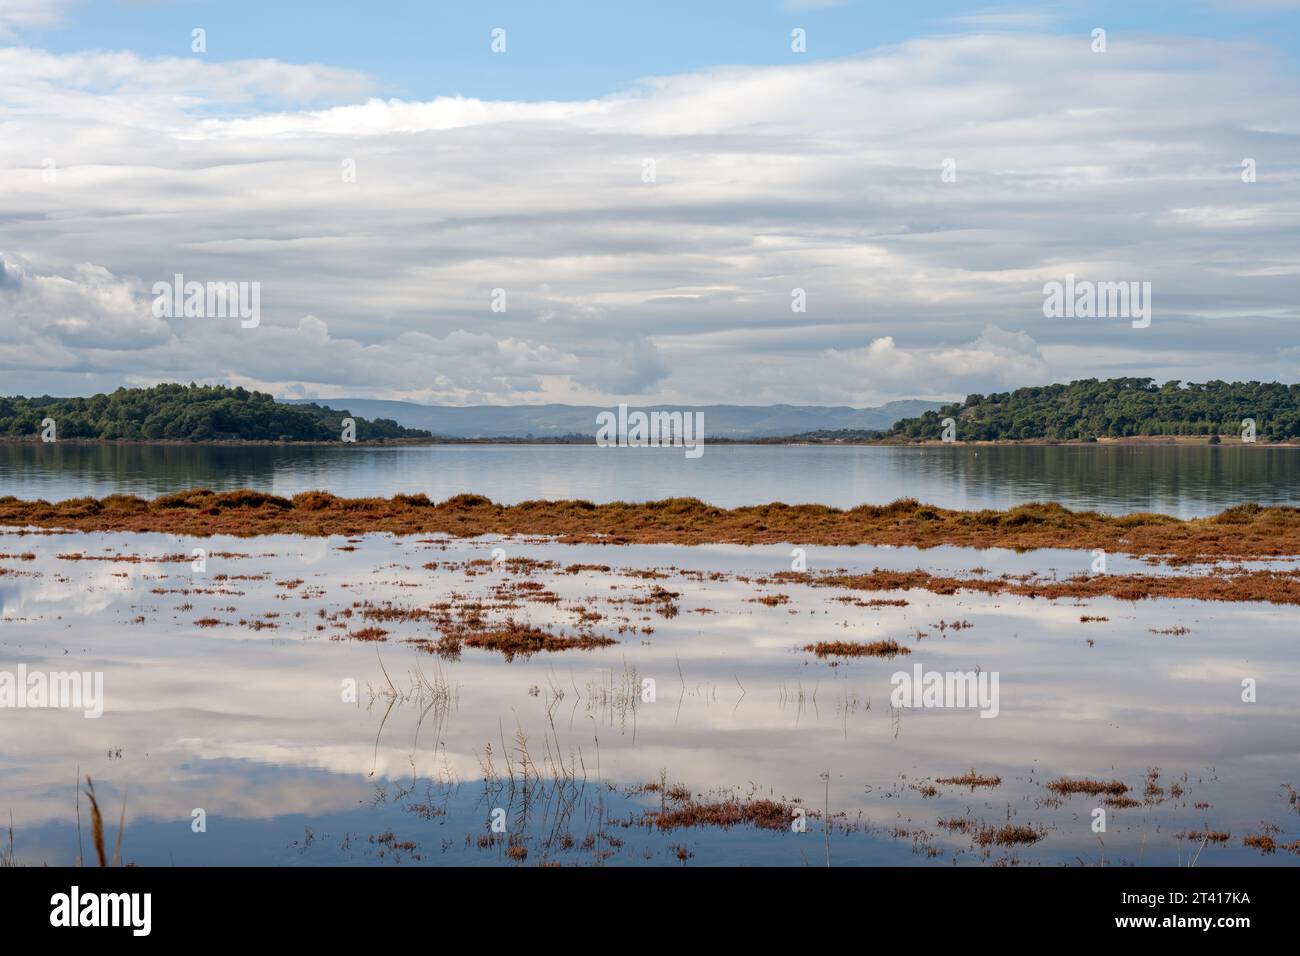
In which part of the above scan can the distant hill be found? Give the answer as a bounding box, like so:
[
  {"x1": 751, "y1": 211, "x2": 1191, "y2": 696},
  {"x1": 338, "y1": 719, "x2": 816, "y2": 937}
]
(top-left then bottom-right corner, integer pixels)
[
  {"x1": 0, "y1": 384, "x2": 431, "y2": 441},
  {"x1": 887, "y1": 378, "x2": 1300, "y2": 441},
  {"x1": 278, "y1": 398, "x2": 945, "y2": 439}
]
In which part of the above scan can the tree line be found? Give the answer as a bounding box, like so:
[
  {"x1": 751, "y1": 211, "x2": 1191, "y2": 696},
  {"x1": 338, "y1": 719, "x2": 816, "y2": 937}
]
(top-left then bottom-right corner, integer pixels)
[
  {"x1": 887, "y1": 378, "x2": 1300, "y2": 441},
  {"x1": 0, "y1": 384, "x2": 431, "y2": 441}
]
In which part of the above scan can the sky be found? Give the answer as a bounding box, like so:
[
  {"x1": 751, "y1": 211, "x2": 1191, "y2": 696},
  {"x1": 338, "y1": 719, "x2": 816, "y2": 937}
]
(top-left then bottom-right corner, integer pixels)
[{"x1": 1, "y1": 0, "x2": 1299, "y2": 406}]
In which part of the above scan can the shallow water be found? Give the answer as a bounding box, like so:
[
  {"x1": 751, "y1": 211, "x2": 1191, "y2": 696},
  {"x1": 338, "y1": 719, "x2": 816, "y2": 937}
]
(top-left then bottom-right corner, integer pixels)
[
  {"x1": 2, "y1": 532, "x2": 1297, "y2": 866},
  {"x1": 3, "y1": 442, "x2": 1299, "y2": 517}
]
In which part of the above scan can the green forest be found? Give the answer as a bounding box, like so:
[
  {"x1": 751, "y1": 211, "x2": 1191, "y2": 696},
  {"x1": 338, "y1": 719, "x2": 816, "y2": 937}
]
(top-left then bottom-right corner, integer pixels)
[
  {"x1": 0, "y1": 384, "x2": 431, "y2": 442},
  {"x1": 888, "y1": 378, "x2": 1300, "y2": 441}
]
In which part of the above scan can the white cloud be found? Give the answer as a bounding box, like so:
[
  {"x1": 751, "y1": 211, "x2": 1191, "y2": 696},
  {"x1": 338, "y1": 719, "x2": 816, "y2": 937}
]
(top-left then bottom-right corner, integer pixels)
[
  {"x1": 782, "y1": 0, "x2": 851, "y2": 10},
  {"x1": 820, "y1": 326, "x2": 1050, "y2": 394},
  {"x1": 944, "y1": 6, "x2": 1064, "y2": 29},
  {"x1": 0, "y1": 0, "x2": 76, "y2": 39},
  {"x1": 0, "y1": 254, "x2": 170, "y2": 350},
  {"x1": 0, "y1": 47, "x2": 374, "y2": 120},
  {"x1": 1, "y1": 33, "x2": 1298, "y2": 403}
]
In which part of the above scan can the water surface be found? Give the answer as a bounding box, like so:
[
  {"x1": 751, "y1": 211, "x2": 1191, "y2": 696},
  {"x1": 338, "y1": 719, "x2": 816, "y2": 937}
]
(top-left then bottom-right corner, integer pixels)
[
  {"x1": 2, "y1": 532, "x2": 1296, "y2": 866},
  {"x1": 3, "y1": 442, "x2": 1298, "y2": 517}
]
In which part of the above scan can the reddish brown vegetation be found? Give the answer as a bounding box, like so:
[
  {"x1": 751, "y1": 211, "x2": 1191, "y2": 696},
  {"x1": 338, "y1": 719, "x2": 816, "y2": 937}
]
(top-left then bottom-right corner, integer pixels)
[
  {"x1": 1104, "y1": 795, "x2": 1142, "y2": 808},
  {"x1": 648, "y1": 798, "x2": 796, "y2": 831},
  {"x1": 461, "y1": 622, "x2": 616, "y2": 661},
  {"x1": 834, "y1": 596, "x2": 911, "y2": 608},
  {"x1": 935, "y1": 770, "x2": 1002, "y2": 789},
  {"x1": 803, "y1": 639, "x2": 910, "y2": 659},
  {"x1": 1046, "y1": 777, "x2": 1130, "y2": 797},
  {"x1": 5, "y1": 491, "x2": 1300, "y2": 563},
  {"x1": 408, "y1": 614, "x2": 617, "y2": 661},
  {"x1": 1240, "y1": 833, "x2": 1300, "y2": 854},
  {"x1": 938, "y1": 817, "x2": 1044, "y2": 847},
  {"x1": 800, "y1": 567, "x2": 1300, "y2": 606},
  {"x1": 975, "y1": 824, "x2": 1045, "y2": 847}
]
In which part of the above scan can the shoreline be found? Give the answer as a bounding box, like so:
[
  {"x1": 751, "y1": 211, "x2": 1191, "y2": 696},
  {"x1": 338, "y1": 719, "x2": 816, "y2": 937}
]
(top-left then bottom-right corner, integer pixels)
[
  {"x1": 0, "y1": 435, "x2": 1296, "y2": 448},
  {"x1": 2, "y1": 490, "x2": 1298, "y2": 562}
]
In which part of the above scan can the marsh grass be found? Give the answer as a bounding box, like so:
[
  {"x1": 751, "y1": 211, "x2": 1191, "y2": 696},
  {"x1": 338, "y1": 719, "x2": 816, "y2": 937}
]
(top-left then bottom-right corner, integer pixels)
[
  {"x1": 803, "y1": 567, "x2": 1300, "y2": 606},
  {"x1": 1046, "y1": 777, "x2": 1130, "y2": 797},
  {"x1": 935, "y1": 770, "x2": 1002, "y2": 789},
  {"x1": 7, "y1": 491, "x2": 1300, "y2": 564},
  {"x1": 1, "y1": 811, "x2": 14, "y2": 867},
  {"x1": 81, "y1": 776, "x2": 126, "y2": 867},
  {"x1": 649, "y1": 797, "x2": 798, "y2": 831},
  {"x1": 803, "y1": 639, "x2": 910, "y2": 659}
]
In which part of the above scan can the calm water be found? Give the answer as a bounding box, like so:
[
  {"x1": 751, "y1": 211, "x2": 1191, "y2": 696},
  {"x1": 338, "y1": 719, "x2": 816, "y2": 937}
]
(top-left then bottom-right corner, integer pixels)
[
  {"x1": 3, "y1": 443, "x2": 1299, "y2": 867},
  {"x1": 2, "y1": 442, "x2": 1298, "y2": 516},
  {"x1": 2, "y1": 532, "x2": 1297, "y2": 866}
]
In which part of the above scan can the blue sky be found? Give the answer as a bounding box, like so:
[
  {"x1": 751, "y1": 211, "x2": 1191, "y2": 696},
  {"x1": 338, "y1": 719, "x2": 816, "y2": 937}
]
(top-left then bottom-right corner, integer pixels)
[
  {"x1": 21, "y1": 1, "x2": 1300, "y2": 103},
  {"x1": 2, "y1": 1, "x2": 1300, "y2": 405}
]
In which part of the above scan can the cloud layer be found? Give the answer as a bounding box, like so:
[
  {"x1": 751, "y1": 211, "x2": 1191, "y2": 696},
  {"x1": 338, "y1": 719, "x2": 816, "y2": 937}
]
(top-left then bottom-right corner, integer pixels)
[{"x1": 2, "y1": 31, "x2": 1298, "y2": 403}]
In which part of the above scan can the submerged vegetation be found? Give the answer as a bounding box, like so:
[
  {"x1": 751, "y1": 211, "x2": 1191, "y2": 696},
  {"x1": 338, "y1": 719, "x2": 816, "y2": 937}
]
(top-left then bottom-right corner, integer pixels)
[
  {"x1": 935, "y1": 771, "x2": 1002, "y2": 789},
  {"x1": 803, "y1": 639, "x2": 910, "y2": 659},
  {"x1": 0, "y1": 384, "x2": 430, "y2": 442},
  {"x1": 797, "y1": 567, "x2": 1300, "y2": 607},
  {"x1": 5, "y1": 490, "x2": 1300, "y2": 563},
  {"x1": 1046, "y1": 777, "x2": 1131, "y2": 797},
  {"x1": 430, "y1": 618, "x2": 618, "y2": 662},
  {"x1": 5, "y1": 520, "x2": 1297, "y2": 867}
]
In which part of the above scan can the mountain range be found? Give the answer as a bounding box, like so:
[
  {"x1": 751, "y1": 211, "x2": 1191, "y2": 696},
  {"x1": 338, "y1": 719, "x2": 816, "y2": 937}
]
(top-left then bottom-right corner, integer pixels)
[{"x1": 279, "y1": 398, "x2": 945, "y2": 439}]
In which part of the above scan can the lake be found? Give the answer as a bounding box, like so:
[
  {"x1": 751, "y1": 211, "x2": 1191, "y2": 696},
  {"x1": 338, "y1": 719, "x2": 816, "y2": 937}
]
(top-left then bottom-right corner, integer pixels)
[
  {"x1": 2, "y1": 443, "x2": 1298, "y2": 867},
  {"x1": 2, "y1": 442, "x2": 1297, "y2": 517},
  {"x1": 3, "y1": 532, "x2": 1296, "y2": 866}
]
